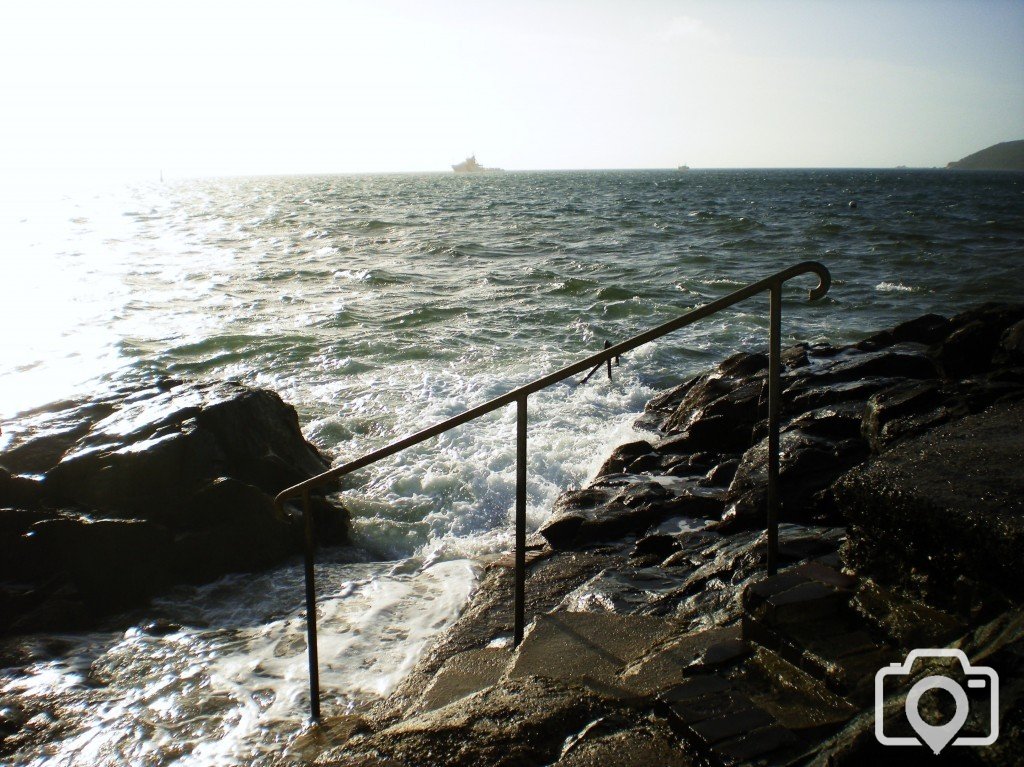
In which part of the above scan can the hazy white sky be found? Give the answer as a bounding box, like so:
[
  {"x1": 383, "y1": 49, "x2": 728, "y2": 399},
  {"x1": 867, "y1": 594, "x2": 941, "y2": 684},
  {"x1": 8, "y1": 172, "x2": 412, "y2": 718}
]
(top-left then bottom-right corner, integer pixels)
[{"x1": 1, "y1": 0, "x2": 1022, "y2": 178}]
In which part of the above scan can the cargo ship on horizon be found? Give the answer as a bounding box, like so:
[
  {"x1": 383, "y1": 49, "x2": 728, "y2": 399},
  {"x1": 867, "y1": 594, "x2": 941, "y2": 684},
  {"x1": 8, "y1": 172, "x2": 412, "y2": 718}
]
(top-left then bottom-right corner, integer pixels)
[{"x1": 452, "y1": 154, "x2": 503, "y2": 173}]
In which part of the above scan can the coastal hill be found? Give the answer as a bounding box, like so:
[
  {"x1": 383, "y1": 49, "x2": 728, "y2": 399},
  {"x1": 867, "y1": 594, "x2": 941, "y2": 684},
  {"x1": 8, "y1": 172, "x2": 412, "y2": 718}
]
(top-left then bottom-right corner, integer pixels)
[{"x1": 947, "y1": 139, "x2": 1024, "y2": 170}]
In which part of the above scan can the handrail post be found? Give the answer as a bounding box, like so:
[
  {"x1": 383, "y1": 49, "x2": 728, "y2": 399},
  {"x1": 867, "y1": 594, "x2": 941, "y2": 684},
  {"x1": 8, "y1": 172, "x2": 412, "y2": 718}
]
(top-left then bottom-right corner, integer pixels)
[
  {"x1": 604, "y1": 339, "x2": 612, "y2": 380},
  {"x1": 514, "y1": 396, "x2": 527, "y2": 645},
  {"x1": 302, "y1": 489, "x2": 322, "y2": 722},
  {"x1": 766, "y1": 284, "x2": 782, "y2": 576}
]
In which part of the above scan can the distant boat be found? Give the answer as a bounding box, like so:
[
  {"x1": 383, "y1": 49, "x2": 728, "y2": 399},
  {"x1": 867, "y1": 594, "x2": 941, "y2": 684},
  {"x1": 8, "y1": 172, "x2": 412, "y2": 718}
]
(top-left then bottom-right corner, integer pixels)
[
  {"x1": 453, "y1": 155, "x2": 503, "y2": 173},
  {"x1": 677, "y1": 165, "x2": 690, "y2": 172}
]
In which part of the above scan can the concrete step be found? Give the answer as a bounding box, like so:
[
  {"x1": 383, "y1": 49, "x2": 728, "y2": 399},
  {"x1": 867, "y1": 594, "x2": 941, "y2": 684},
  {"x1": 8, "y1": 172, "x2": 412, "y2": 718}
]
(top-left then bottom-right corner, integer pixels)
[
  {"x1": 742, "y1": 561, "x2": 857, "y2": 627},
  {"x1": 507, "y1": 611, "x2": 677, "y2": 699},
  {"x1": 413, "y1": 646, "x2": 510, "y2": 714},
  {"x1": 618, "y1": 625, "x2": 748, "y2": 697},
  {"x1": 659, "y1": 674, "x2": 800, "y2": 766},
  {"x1": 658, "y1": 645, "x2": 857, "y2": 766},
  {"x1": 742, "y1": 562, "x2": 898, "y2": 703},
  {"x1": 413, "y1": 614, "x2": 753, "y2": 713}
]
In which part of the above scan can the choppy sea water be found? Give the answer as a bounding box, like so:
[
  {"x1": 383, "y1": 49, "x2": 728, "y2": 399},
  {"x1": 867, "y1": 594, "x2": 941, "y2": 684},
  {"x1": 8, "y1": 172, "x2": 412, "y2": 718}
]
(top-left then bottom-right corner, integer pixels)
[{"x1": 1, "y1": 169, "x2": 1022, "y2": 765}]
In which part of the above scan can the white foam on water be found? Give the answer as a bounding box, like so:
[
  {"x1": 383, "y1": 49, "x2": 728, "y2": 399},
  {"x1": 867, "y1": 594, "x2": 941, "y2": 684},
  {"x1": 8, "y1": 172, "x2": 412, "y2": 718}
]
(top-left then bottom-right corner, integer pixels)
[
  {"x1": 300, "y1": 352, "x2": 659, "y2": 562},
  {"x1": 875, "y1": 280, "x2": 920, "y2": 293},
  {"x1": 1, "y1": 558, "x2": 476, "y2": 767}
]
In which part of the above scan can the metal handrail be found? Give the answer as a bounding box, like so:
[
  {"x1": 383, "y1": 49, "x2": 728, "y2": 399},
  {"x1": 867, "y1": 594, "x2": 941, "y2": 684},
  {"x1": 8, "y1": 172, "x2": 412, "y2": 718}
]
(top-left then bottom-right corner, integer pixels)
[{"x1": 275, "y1": 260, "x2": 831, "y2": 722}]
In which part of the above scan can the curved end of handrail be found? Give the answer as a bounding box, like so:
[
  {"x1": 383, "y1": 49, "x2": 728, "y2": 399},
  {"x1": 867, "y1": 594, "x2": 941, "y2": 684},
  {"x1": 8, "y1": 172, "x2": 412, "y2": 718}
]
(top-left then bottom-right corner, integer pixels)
[
  {"x1": 782, "y1": 262, "x2": 831, "y2": 301},
  {"x1": 273, "y1": 494, "x2": 289, "y2": 522},
  {"x1": 800, "y1": 261, "x2": 831, "y2": 301}
]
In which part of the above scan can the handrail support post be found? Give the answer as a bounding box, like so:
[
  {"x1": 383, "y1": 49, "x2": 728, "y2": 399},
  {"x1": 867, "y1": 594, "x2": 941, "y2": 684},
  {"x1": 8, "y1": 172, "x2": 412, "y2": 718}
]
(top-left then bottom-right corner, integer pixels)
[
  {"x1": 302, "y1": 489, "x2": 322, "y2": 722},
  {"x1": 514, "y1": 396, "x2": 527, "y2": 646},
  {"x1": 767, "y1": 284, "x2": 782, "y2": 576}
]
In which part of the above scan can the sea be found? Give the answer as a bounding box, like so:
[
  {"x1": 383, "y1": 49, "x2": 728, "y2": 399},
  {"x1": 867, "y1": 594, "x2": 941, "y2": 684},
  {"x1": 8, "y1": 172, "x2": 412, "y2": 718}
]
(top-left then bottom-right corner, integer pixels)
[{"x1": 1, "y1": 169, "x2": 1022, "y2": 765}]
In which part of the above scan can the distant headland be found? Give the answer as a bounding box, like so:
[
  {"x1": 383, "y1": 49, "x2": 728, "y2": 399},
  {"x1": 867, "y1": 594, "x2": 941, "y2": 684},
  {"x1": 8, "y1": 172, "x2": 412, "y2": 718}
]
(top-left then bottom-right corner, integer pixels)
[{"x1": 947, "y1": 139, "x2": 1024, "y2": 171}]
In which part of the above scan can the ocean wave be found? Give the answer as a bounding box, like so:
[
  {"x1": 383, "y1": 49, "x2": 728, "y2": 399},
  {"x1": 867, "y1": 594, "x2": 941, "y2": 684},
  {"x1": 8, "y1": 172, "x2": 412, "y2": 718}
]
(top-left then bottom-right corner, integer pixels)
[{"x1": 875, "y1": 281, "x2": 921, "y2": 293}]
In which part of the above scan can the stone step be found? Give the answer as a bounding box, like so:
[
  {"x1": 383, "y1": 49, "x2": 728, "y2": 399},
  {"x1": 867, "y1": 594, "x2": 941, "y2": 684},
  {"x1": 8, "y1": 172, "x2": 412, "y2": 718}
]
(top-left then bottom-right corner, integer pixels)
[
  {"x1": 742, "y1": 561, "x2": 857, "y2": 627},
  {"x1": 658, "y1": 645, "x2": 858, "y2": 766},
  {"x1": 618, "y1": 625, "x2": 748, "y2": 696},
  {"x1": 506, "y1": 611, "x2": 678, "y2": 699},
  {"x1": 742, "y1": 562, "x2": 899, "y2": 703},
  {"x1": 737, "y1": 647, "x2": 859, "y2": 734},
  {"x1": 412, "y1": 646, "x2": 510, "y2": 714},
  {"x1": 659, "y1": 674, "x2": 801, "y2": 766},
  {"x1": 743, "y1": 614, "x2": 894, "y2": 704}
]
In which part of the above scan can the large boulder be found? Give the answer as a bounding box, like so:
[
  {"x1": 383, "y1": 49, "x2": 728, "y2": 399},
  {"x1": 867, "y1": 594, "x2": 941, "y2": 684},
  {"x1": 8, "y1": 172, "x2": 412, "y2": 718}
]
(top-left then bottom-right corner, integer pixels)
[
  {"x1": 39, "y1": 382, "x2": 331, "y2": 517},
  {"x1": 0, "y1": 380, "x2": 349, "y2": 632}
]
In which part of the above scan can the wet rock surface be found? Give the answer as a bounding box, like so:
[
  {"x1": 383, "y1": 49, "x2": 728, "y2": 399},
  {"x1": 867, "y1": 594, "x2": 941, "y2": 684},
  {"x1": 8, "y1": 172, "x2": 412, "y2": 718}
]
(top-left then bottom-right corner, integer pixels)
[
  {"x1": 837, "y1": 399, "x2": 1024, "y2": 614},
  {"x1": 322, "y1": 304, "x2": 1024, "y2": 766},
  {"x1": 0, "y1": 379, "x2": 348, "y2": 634},
  {"x1": 315, "y1": 676, "x2": 650, "y2": 767}
]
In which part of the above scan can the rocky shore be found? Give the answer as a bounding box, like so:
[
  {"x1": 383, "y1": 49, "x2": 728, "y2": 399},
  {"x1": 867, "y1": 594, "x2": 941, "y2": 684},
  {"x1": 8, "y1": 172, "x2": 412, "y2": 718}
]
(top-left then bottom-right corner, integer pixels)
[
  {"x1": 306, "y1": 303, "x2": 1024, "y2": 767},
  {"x1": 0, "y1": 380, "x2": 349, "y2": 635},
  {"x1": 3, "y1": 304, "x2": 1024, "y2": 766}
]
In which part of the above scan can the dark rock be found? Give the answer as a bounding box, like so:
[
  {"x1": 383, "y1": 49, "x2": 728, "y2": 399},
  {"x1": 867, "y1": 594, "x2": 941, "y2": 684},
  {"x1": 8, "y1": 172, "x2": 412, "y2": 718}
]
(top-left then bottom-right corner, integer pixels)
[
  {"x1": 837, "y1": 400, "x2": 1024, "y2": 612},
  {"x1": 783, "y1": 376, "x2": 900, "y2": 415},
  {"x1": 655, "y1": 354, "x2": 767, "y2": 448},
  {"x1": 785, "y1": 403, "x2": 864, "y2": 443},
  {"x1": 0, "y1": 507, "x2": 57, "y2": 581},
  {"x1": 560, "y1": 565, "x2": 695, "y2": 615},
  {"x1": 996, "y1": 318, "x2": 1024, "y2": 365},
  {"x1": 40, "y1": 382, "x2": 332, "y2": 517},
  {"x1": 596, "y1": 440, "x2": 655, "y2": 477},
  {"x1": 947, "y1": 302, "x2": 1024, "y2": 335},
  {"x1": 140, "y1": 618, "x2": 184, "y2": 636},
  {"x1": 626, "y1": 453, "x2": 666, "y2": 474},
  {"x1": 854, "y1": 330, "x2": 895, "y2": 351},
  {"x1": 851, "y1": 314, "x2": 950, "y2": 355},
  {"x1": 636, "y1": 376, "x2": 702, "y2": 432},
  {"x1": 851, "y1": 579, "x2": 966, "y2": 649},
  {"x1": 171, "y1": 478, "x2": 301, "y2": 583},
  {"x1": 0, "y1": 468, "x2": 43, "y2": 509},
  {"x1": 553, "y1": 713, "x2": 696, "y2": 767},
  {"x1": 0, "y1": 397, "x2": 120, "y2": 475},
  {"x1": 718, "y1": 351, "x2": 768, "y2": 378},
  {"x1": 793, "y1": 345, "x2": 939, "y2": 386},
  {"x1": 934, "y1": 303, "x2": 1024, "y2": 378},
  {"x1": 654, "y1": 413, "x2": 757, "y2": 455},
  {"x1": 724, "y1": 431, "x2": 867, "y2": 528},
  {"x1": 934, "y1": 319, "x2": 999, "y2": 378},
  {"x1": 653, "y1": 525, "x2": 844, "y2": 627},
  {"x1": 781, "y1": 344, "x2": 810, "y2": 370},
  {"x1": 540, "y1": 479, "x2": 725, "y2": 550},
  {"x1": 632, "y1": 533, "x2": 682, "y2": 560},
  {"x1": 0, "y1": 380, "x2": 349, "y2": 633},
  {"x1": 891, "y1": 313, "x2": 951, "y2": 345},
  {"x1": 701, "y1": 459, "x2": 739, "y2": 488},
  {"x1": 24, "y1": 516, "x2": 174, "y2": 610},
  {"x1": 860, "y1": 380, "x2": 948, "y2": 452}
]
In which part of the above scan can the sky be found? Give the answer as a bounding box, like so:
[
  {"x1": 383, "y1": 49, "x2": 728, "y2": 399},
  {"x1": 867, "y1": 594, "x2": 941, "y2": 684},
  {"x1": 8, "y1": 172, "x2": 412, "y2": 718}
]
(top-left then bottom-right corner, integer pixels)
[{"x1": 1, "y1": 0, "x2": 1022, "y2": 179}]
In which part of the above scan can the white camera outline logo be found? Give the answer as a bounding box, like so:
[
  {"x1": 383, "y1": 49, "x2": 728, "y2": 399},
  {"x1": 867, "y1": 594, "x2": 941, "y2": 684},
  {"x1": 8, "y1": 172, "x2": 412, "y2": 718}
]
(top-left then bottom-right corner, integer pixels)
[{"x1": 875, "y1": 648, "x2": 999, "y2": 751}]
